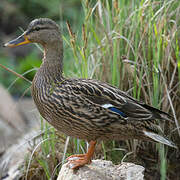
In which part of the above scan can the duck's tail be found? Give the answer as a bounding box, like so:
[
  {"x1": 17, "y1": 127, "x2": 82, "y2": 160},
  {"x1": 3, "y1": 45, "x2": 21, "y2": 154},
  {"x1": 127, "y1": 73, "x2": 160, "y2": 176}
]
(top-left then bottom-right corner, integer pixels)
[
  {"x1": 142, "y1": 104, "x2": 173, "y2": 122},
  {"x1": 143, "y1": 130, "x2": 177, "y2": 149}
]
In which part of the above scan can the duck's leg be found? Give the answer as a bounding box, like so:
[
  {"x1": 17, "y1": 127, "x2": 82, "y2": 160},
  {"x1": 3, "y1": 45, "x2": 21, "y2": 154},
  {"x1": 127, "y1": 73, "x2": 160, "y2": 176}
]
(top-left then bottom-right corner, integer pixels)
[{"x1": 67, "y1": 140, "x2": 97, "y2": 169}]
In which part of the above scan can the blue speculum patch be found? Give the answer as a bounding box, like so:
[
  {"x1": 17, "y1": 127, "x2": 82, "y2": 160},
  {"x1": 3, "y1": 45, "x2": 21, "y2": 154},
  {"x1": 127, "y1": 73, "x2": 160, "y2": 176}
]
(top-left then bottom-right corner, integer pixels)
[{"x1": 109, "y1": 107, "x2": 127, "y2": 117}]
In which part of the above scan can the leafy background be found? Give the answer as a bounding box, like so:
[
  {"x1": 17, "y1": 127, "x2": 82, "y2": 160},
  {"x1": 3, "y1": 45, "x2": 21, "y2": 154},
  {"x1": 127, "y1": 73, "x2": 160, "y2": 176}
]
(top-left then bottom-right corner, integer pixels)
[{"x1": 0, "y1": 0, "x2": 180, "y2": 179}]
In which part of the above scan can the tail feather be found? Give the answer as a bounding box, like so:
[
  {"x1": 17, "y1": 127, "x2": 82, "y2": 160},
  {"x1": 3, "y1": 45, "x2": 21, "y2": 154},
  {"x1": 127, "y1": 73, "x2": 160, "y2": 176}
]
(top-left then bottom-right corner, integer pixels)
[
  {"x1": 142, "y1": 104, "x2": 173, "y2": 122},
  {"x1": 143, "y1": 130, "x2": 177, "y2": 149}
]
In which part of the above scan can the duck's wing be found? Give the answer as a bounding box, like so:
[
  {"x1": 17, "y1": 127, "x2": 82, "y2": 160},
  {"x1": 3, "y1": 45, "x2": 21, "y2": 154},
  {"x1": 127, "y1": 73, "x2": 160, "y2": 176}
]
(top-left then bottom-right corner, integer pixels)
[
  {"x1": 53, "y1": 79, "x2": 177, "y2": 148},
  {"x1": 66, "y1": 79, "x2": 172, "y2": 122}
]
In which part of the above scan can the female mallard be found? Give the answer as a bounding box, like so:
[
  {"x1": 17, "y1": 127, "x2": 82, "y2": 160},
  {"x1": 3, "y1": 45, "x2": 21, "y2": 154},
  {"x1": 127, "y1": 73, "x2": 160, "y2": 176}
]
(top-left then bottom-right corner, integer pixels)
[{"x1": 4, "y1": 18, "x2": 177, "y2": 169}]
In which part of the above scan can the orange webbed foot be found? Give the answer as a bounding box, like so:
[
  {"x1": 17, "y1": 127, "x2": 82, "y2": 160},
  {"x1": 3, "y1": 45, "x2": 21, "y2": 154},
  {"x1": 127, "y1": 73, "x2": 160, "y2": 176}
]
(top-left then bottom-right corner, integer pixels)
[
  {"x1": 67, "y1": 153, "x2": 92, "y2": 169},
  {"x1": 66, "y1": 141, "x2": 96, "y2": 170}
]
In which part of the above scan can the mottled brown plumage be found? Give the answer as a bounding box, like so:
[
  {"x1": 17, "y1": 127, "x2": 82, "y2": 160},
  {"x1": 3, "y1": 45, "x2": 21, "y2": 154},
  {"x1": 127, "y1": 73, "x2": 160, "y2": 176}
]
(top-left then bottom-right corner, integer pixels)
[{"x1": 4, "y1": 18, "x2": 177, "y2": 169}]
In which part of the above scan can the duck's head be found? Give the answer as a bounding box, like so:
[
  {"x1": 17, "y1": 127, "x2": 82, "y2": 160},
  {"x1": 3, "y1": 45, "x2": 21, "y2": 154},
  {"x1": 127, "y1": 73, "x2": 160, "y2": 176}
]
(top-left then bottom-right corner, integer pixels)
[{"x1": 4, "y1": 18, "x2": 62, "y2": 48}]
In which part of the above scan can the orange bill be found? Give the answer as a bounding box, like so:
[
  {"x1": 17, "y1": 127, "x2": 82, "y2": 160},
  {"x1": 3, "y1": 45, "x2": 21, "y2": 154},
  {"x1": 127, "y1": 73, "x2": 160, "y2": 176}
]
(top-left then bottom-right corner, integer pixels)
[{"x1": 4, "y1": 33, "x2": 31, "y2": 47}]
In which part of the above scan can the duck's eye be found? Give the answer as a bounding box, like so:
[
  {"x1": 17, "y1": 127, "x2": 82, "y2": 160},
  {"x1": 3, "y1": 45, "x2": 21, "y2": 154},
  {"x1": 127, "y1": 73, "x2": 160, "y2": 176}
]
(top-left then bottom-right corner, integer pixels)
[{"x1": 34, "y1": 27, "x2": 41, "y2": 31}]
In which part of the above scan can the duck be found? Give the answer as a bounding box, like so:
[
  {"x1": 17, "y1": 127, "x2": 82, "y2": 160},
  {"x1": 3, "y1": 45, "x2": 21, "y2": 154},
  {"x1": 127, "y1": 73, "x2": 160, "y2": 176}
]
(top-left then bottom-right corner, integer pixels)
[{"x1": 4, "y1": 18, "x2": 177, "y2": 169}]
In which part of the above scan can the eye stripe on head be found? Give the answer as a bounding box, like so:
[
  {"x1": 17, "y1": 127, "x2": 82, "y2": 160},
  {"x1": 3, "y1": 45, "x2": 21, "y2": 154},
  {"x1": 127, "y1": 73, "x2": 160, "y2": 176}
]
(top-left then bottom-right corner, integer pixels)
[{"x1": 27, "y1": 26, "x2": 51, "y2": 34}]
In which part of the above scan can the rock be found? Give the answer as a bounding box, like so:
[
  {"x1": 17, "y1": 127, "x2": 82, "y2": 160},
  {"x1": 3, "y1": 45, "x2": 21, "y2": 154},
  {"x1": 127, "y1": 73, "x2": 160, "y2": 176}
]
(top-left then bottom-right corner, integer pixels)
[
  {"x1": 0, "y1": 85, "x2": 41, "y2": 179},
  {"x1": 0, "y1": 85, "x2": 26, "y2": 154},
  {"x1": 0, "y1": 84, "x2": 40, "y2": 154},
  {"x1": 0, "y1": 129, "x2": 41, "y2": 180},
  {"x1": 17, "y1": 98, "x2": 40, "y2": 127},
  {"x1": 57, "y1": 160, "x2": 144, "y2": 180},
  {"x1": 0, "y1": 85, "x2": 26, "y2": 132}
]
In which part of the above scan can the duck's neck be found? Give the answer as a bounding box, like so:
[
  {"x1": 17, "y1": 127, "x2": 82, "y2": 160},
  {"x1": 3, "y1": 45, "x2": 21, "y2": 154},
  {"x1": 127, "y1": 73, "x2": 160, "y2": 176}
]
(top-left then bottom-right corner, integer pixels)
[{"x1": 37, "y1": 41, "x2": 64, "y2": 83}]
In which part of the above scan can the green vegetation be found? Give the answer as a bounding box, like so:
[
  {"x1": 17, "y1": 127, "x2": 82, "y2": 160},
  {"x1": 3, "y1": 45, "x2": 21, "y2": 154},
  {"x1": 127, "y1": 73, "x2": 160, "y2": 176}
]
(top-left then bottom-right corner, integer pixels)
[{"x1": 0, "y1": 0, "x2": 180, "y2": 179}]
